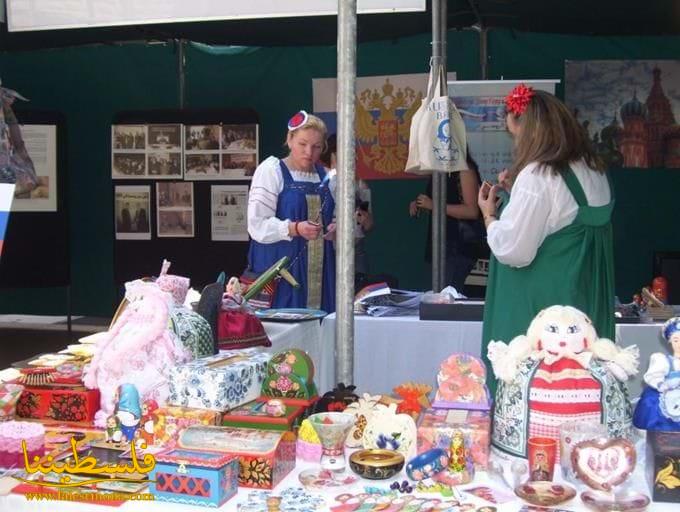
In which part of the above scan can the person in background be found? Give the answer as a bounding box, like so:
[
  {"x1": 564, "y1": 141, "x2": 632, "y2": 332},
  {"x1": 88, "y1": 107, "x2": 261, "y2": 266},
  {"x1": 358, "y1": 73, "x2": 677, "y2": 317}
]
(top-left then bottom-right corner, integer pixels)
[
  {"x1": 409, "y1": 153, "x2": 484, "y2": 293},
  {"x1": 319, "y1": 134, "x2": 375, "y2": 290},
  {"x1": 246, "y1": 111, "x2": 336, "y2": 312},
  {"x1": 478, "y1": 84, "x2": 614, "y2": 363}
]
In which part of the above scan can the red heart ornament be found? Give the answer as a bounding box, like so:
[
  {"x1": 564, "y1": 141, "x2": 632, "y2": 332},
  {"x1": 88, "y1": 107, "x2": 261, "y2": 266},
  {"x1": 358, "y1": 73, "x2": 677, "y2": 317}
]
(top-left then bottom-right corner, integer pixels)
[{"x1": 571, "y1": 438, "x2": 636, "y2": 491}]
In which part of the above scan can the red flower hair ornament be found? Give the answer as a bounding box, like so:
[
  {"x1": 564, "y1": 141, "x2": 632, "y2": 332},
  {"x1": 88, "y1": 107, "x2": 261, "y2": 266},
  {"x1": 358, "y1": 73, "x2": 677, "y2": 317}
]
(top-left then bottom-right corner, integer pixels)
[{"x1": 505, "y1": 84, "x2": 535, "y2": 116}]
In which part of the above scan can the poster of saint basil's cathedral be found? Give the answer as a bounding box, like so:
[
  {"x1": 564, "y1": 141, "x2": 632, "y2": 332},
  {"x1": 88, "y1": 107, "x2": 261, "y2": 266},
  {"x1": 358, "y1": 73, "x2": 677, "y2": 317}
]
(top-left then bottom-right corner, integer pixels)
[{"x1": 565, "y1": 60, "x2": 680, "y2": 169}]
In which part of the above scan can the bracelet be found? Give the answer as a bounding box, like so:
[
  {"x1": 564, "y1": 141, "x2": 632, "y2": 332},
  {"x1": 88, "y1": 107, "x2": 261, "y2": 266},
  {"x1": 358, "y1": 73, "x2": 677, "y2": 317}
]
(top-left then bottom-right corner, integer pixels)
[
  {"x1": 294, "y1": 222, "x2": 301, "y2": 236},
  {"x1": 484, "y1": 214, "x2": 496, "y2": 223}
]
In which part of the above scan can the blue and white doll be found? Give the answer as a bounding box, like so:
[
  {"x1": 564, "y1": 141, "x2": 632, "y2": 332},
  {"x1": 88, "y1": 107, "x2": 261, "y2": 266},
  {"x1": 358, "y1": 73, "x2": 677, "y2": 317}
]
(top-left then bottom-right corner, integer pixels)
[
  {"x1": 115, "y1": 383, "x2": 142, "y2": 443},
  {"x1": 633, "y1": 317, "x2": 680, "y2": 431}
]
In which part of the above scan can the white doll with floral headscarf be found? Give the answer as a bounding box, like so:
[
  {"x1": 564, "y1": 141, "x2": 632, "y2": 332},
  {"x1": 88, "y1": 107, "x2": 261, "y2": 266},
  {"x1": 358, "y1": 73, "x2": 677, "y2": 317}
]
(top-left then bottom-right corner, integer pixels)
[{"x1": 487, "y1": 305, "x2": 639, "y2": 459}]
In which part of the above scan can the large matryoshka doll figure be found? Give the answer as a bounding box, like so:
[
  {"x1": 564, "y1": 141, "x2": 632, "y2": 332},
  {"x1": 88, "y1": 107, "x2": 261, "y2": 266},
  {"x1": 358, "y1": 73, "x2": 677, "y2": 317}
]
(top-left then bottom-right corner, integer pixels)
[{"x1": 487, "y1": 305, "x2": 639, "y2": 460}]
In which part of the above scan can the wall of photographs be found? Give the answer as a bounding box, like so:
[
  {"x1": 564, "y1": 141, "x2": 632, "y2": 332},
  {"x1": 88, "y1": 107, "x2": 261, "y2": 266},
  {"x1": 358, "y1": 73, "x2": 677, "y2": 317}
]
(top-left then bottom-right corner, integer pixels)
[{"x1": 111, "y1": 109, "x2": 258, "y2": 291}]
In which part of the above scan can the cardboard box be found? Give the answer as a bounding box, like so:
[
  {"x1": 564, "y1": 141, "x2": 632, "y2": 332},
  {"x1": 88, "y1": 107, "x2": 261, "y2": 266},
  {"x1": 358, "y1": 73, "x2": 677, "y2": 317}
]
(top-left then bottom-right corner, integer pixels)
[
  {"x1": 178, "y1": 425, "x2": 296, "y2": 489},
  {"x1": 150, "y1": 448, "x2": 238, "y2": 507},
  {"x1": 417, "y1": 408, "x2": 491, "y2": 469},
  {"x1": 16, "y1": 387, "x2": 100, "y2": 423},
  {"x1": 647, "y1": 430, "x2": 680, "y2": 503},
  {"x1": 167, "y1": 349, "x2": 270, "y2": 412},
  {"x1": 154, "y1": 406, "x2": 222, "y2": 447}
]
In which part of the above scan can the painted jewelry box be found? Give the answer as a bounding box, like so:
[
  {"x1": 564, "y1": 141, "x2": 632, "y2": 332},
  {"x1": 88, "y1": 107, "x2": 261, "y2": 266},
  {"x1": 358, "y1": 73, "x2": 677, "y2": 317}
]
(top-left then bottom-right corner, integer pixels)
[
  {"x1": 417, "y1": 408, "x2": 490, "y2": 469},
  {"x1": 222, "y1": 400, "x2": 307, "y2": 432},
  {"x1": 16, "y1": 386, "x2": 100, "y2": 423},
  {"x1": 178, "y1": 425, "x2": 296, "y2": 489},
  {"x1": 154, "y1": 406, "x2": 222, "y2": 447},
  {"x1": 167, "y1": 349, "x2": 270, "y2": 412},
  {"x1": 149, "y1": 448, "x2": 238, "y2": 507},
  {"x1": 647, "y1": 430, "x2": 680, "y2": 503}
]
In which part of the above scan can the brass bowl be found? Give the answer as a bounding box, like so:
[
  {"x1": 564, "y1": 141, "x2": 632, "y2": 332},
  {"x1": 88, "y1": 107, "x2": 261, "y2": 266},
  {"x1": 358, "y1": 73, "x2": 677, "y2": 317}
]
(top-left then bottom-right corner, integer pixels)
[{"x1": 349, "y1": 449, "x2": 405, "y2": 480}]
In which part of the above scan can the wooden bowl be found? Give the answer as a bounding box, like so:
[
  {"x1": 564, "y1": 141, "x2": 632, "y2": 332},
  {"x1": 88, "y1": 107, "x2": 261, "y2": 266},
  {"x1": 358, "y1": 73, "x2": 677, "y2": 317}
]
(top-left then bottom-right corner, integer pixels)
[{"x1": 349, "y1": 449, "x2": 405, "y2": 480}]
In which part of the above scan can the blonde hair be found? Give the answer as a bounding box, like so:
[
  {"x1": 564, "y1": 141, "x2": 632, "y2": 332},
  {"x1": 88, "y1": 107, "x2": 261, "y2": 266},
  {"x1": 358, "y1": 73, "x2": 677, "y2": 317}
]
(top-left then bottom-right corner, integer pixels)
[
  {"x1": 284, "y1": 113, "x2": 328, "y2": 151},
  {"x1": 509, "y1": 90, "x2": 605, "y2": 178}
]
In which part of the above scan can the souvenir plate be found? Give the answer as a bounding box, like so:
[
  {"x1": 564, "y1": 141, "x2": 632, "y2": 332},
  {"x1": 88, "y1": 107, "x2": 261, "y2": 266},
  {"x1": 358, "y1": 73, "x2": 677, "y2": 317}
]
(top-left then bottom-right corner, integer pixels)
[
  {"x1": 515, "y1": 481, "x2": 577, "y2": 506},
  {"x1": 255, "y1": 308, "x2": 327, "y2": 322},
  {"x1": 581, "y1": 489, "x2": 650, "y2": 512},
  {"x1": 571, "y1": 438, "x2": 636, "y2": 491},
  {"x1": 298, "y1": 468, "x2": 357, "y2": 489}
]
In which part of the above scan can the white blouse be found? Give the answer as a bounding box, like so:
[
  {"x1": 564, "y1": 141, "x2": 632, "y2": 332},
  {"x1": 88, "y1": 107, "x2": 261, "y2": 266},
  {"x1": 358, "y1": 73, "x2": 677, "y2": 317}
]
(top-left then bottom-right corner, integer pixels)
[
  {"x1": 487, "y1": 159, "x2": 611, "y2": 268},
  {"x1": 247, "y1": 156, "x2": 321, "y2": 244},
  {"x1": 644, "y1": 352, "x2": 680, "y2": 390}
]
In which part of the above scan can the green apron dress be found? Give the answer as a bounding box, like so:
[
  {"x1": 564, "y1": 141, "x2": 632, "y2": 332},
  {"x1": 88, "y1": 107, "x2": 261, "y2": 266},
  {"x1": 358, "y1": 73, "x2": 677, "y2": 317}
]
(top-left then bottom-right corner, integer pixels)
[{"x1": 482, "y1": 166, "x2": 616, "y2": 387}]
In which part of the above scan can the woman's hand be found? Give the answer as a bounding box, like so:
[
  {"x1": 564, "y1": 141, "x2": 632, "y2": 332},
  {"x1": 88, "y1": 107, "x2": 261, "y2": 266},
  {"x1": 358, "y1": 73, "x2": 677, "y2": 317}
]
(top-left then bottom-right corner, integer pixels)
[
  {"x1": 498, "y1": 168, "x2": 513, "y2": 192},
  {"x1": 356, "y1": 209, "x2": 373, "y2": 232},
  {"x1": 323, "y1": 222, "x2": 337, "y2": 241},
  {"x1": 415, "y1": 194, "x2": 433, "y2": 211},
  {"x1": 289, "y1": 220, "x2": 322, "y2": 240},
  {"x1": 478, "y1": 181, "x2": 500, "y2": 219},
  {"x1": 409, "y1": 200, "x2": 418, "y2": 217}
]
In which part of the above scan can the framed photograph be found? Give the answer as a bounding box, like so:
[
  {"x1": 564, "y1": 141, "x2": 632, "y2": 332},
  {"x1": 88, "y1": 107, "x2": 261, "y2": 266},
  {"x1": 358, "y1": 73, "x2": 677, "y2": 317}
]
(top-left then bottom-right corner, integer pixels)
[
  {"x1": 156, "y1": 182, "x2": 193, "y2": 209},
  {"x1": 185, "y1": 153, "x2": 220, "y2": 180},
  {"x1": 185, "y1": 124, "x2": 220, "y2": 151},
  {"x1": 211, "y1": 184, "x2": 249, "y2": 241},
  {"x1": 221, "y1": 153, "x2": 257, "y2": 179},
  {"x1": 114, "y1": 185, "x2": 151, "y2": 240},
  {"x1": 112, "y1": 153, "x2": 146, "y2": 178},
  {"x1": 112, "y1": 125, "x2": 146, "y2": 151},
  {"x1": 147, "y1": 124, "x2": 182, "y2": 151},
  {"x1": 11, "y1": 124, "x2": 58, "y2": 212},
  {"x1": 221, "y1": 124, "x2": 258, "y2": 152},
  {"x1": 148, "y1": 152, "x2": 182, "y2": 179},
  {"x1": 156, "y1": 181, "x2": 194, "y2": 238},
  {"x1": 157, "y1": 210, "x2": 194, "y2": 238}
]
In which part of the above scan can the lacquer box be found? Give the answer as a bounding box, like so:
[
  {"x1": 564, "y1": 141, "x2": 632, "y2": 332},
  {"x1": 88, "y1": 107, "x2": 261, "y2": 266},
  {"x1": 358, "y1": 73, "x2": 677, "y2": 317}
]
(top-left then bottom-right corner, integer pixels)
[
  {"x1": 167, "y1": 349, "x2": 270, "y2": 411},
  {"x1": 16, "y1": 386, "x2": 100, "y2": 423},
  {"x1": 647, "y1": 430, "x2": 680, "y2": 503},
  {"x1": 178, "y1": 425, "x2": 296, "y2": 489},
  {"x1": 149, "y1": 448, "x2": 238, "y2": 507},
  {"x1": 222, "y1": 400, "x2": 306, "y2": 432},
  {"x1": 154, "y1": 406, "x2": 222, "y2": 447},
  {"x1": 417, "y1": 408, "x2": 490, "y2": 469}
]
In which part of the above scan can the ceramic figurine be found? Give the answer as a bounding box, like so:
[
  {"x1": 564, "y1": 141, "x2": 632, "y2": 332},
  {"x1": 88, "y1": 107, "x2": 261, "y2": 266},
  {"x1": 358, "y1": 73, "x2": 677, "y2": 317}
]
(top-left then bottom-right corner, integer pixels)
[
  {"x1": 633, "y1": 317, "x2": 680, "y2": 431},
  {"x1": 115, "y1": 383, "x2": 141, "y2": 444},
  {"x1": 140, "y1": 399, "x2": 159, "y2": 446},
  {"x1": 487, "y1": 305, "x2": 639, "y2": 460},
  {"x1": 105, "y1": 415, "x2": 121, "y2": 443}
]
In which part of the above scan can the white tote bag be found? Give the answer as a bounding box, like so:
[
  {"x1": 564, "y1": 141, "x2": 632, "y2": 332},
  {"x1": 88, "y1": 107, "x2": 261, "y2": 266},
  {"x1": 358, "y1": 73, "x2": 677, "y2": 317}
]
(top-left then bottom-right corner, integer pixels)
[{"x1": 405, "y1": 63, "x2": 468, "y2": 174}]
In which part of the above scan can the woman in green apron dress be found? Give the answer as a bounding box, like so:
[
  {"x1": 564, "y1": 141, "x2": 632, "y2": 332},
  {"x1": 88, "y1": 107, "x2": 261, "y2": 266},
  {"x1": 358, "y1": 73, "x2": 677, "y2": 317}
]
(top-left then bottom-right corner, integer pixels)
[{"x1": 478, "y1": 86, "x2": 615, "y2": 389}]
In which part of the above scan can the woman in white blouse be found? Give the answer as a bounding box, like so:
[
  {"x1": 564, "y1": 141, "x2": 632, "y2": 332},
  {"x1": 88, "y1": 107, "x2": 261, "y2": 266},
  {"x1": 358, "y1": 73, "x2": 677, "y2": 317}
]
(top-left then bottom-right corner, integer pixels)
[
  {"x1": 246, "y1": 111, "x2": 336, "y2": 312},
  {"x1": 477, "y1": 85, "x2": 615, "y2": 363}
]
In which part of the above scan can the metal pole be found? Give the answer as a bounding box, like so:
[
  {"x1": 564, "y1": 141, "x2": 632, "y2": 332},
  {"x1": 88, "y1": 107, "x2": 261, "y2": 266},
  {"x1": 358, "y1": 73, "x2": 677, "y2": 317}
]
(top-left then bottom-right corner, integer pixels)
[
  {"x1": 335, "y1": 0, "x2": 357, "y2": 386},
  {"x1": 431, "y1": 0, "x2": 446, "y2": 291},
  {"x1": 437, "y1": 0, "x2": 448, "y2": 288},
  {"x1": 178, "y1": 39, "x2": 186, "y2": 108},
  {"x1": 479, "y1": 26, "x2": 488, "y2": 80}
]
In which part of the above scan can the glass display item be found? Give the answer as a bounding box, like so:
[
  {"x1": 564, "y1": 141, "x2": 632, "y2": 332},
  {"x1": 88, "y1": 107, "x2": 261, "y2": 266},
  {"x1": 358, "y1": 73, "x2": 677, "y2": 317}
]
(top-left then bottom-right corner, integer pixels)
[{"x1": 308, "y1": 412, "x2": 354, "y2": 473}]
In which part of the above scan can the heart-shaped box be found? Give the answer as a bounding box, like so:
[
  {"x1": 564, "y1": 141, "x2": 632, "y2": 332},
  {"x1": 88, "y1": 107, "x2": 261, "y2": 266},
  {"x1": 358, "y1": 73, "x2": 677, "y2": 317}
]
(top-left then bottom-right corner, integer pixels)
[{"x1": 571, "y1": 437, "x2": 636, "y2": 491}]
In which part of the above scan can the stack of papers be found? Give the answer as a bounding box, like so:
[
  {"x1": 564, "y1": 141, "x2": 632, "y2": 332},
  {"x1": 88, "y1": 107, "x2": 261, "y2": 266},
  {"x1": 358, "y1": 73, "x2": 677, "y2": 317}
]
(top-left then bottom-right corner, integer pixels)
[{"x1": 354, "y1": 283, "x2": 422, "y2": 317}]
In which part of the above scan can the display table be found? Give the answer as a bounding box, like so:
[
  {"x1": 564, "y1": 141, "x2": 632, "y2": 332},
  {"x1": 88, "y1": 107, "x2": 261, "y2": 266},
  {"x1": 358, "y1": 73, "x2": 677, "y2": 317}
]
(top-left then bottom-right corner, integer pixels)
[
  {"x1": 1, "y1": 455, "x2": 674, "y2": 511},
  {"x1": 320, "y1": 314, "x2": 664, "y2": 398}
]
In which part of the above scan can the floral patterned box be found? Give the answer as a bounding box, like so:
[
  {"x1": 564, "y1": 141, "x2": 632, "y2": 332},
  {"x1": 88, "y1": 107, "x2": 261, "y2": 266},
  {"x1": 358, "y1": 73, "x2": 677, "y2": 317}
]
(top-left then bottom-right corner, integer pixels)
[
  {"x1": 167, "y1": 349, "x2": 270, "y2": 412},
  {"x1": 154, "y1": 406, "x2": 222, "y2": 447},
  {"x1": 16, "y1": 386, "x2": 100, "y2": 423},
  {"x1": 417, "y1": 408, "x2": 490, "y2": 470},
  {"x1": 149, "y1": 448, "x2": 239, "y2": 507},
  {"x1": 177, "y1": 425, "x2": 296, "y2": 489}
]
